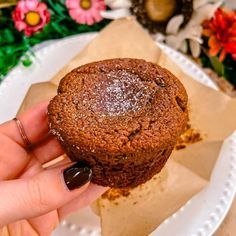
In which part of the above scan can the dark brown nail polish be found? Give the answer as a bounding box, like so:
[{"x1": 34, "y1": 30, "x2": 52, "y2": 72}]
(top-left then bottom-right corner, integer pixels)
[{"x1": 63, "y1": 162, "x2": 92, "y2": 190}]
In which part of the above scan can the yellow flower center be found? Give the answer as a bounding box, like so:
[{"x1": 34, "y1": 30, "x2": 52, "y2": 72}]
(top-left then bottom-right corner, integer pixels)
[
  {"x1": 145, "y1": 0, "x2": 176, "y2": 22},
  {"x1": 80, "y1": 0, "x2": 91, "y2": 10},
  {"x1": 25, "y1": 11, "x2": 41, "y2": 26}
]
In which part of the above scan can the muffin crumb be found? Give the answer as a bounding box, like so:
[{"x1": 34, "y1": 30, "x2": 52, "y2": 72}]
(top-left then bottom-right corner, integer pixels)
[{"x1": 175, "y1": 124, "x2": 202, "y2": 150}]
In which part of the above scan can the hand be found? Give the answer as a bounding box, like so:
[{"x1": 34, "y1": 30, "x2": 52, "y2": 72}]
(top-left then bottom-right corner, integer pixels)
[{"x1": 0, "y1": 101, "x2": 107, "y2": 236}]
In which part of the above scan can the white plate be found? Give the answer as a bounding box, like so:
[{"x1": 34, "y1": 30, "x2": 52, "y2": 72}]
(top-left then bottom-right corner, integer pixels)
[{"x1": 0, "y1": 34, "x2": 235, "y2": 236}]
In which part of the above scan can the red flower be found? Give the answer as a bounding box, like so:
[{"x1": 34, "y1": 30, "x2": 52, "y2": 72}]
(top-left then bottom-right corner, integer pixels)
[
  {"x1": 202, "y1": 8, "x2": 236, "y2": 61},
  {"x1": 12, "y1": 0, "x2": 50, "y2": 37}
]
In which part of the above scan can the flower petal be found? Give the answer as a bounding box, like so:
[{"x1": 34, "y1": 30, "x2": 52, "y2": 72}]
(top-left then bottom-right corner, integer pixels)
[
  {"x1": 37, "y1": 2, "x2": 48, "y2": 12},
  {"x1": 25, "y1": 0, "x2": 39, "y2": 11},
  {"x1": 85, "y1": 14, "x2": 95, "y2": 25},
  {"x1": 225, "y1": 41, "x2": 236, "y2": 54},
  {"x1": 152, "y1": 32, "x2": 165, "y2": 42},
  {"x1": 231, "y1": 54, "x2": 236, "y2": 61},
  {"x1": 92, "y1": 10, "x2": 103, "y2": 23},
  {"x1": 193, "y1": 0, "x2": 208, "y2": 10},
  {"x1": 209, "y1": 36, "x2": 221, "y2": 50},
  {"x1": 101, "y1": 9, "x2": 130, "y2": 19},
  {"x1": 12, "y1": 0, "x2": 50, "y2": 36},
  {"x1": 69, "y1": 8, "x2": 87, "y2": 24},
  {"x1": 24, "y1": 28, "x2": 34, "y2": 37},
  {"x1": 12, "y1": 9, "x2": 24, "y2": 21},
  {"x1": 67, "y1": 0, "x2": 106, "y2": 25},
  {"x1": 229, "y1": 22, "x2": 236, "y2": 36},
  {"x1": 94, "y1": 0, "x2": 106, "y2": 10},
  {"x1": 165, "y1": 35, "x2": 183, "y2": 50},
  {"x1": 209, "y1": 47, "x2": 220, "y2": 56},
  {"x1": 190, "y1": 40, "x2": 201, "y2": 57},
  {"x1": 198, "y1": 1, "x2": 223, "y2": 22},
  {"x1": 219, "y1": 49, "x2": 226, "y2": 62},
  {"x1": 66, "y1": 0, "x2": 79, "y2": 9},
  {"x1": 180, "y1": 40, "x2": 188, "y2": 53},
  {"x1": 105, "y1": 0, "x2": 131, "y2": 9},
  {"x1": 15, "y1": 21, "x2": 27, "y2": 31},
  {"x1": 166, "y1": 14, "x2": 184, "y2": 35},
  {"x1": 17, "y1": 1, "x2": 28, "y2": 12},
  {"x1": 202, "y1": 29, "x2": 213, "y2": 37}
]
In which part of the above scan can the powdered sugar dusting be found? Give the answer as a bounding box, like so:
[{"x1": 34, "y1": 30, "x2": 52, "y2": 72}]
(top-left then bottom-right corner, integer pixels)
[
  {"x1": 83, "y1": 70, "x2": 154, "y2": 116},
  {"x1": 50, "y1": 128, "x2": 64, "y2": 142}
]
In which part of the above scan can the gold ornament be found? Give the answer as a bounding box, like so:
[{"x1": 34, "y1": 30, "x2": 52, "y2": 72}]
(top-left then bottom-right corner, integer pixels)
[
  {"x1": 145, "y1": 0, "x2": 177, "y2": 22},
  {"x1": 130, "y1": 0, "x2": 193, "y2": 33}
]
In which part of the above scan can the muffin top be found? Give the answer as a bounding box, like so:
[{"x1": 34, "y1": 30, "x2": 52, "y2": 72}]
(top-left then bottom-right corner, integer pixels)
[{"x1": 48, "y1": 58, "x2": 188, "y2": 155}]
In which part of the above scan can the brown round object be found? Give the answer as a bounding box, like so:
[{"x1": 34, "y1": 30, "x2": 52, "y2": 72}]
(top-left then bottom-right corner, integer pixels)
[
  {"x1": 130, "y1": 0, "x2": 193, "y2": 33},
  {"x1": 145, "y1": 0, "x2": 176, "y2": 22},
  {"x1": 48, "y1": 58, "x2": 188, "y2": 188}
]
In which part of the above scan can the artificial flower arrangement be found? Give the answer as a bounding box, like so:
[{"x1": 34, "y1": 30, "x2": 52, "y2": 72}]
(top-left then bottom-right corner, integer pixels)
[
  {"x1": 104, "y1": 0, "x2": 236, "y2": 90},
  {"x1": 0, "y1": 0, "x2": 236, "y2": 92},
  {"x1": 201, "y1": 8, "x2": 236, "y2": 90},
  {"x1": 0, "y1": 0, "x2": 110, "y2": 80}
]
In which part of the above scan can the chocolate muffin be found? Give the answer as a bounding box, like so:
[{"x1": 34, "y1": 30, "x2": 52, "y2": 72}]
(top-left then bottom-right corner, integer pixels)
[{"x1": 48, "y1": 58, "x2": 188, "y2": 188}]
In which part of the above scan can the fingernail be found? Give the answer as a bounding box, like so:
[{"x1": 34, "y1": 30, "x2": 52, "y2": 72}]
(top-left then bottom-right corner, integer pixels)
[{"x1": 63, "y1": 162, "x2": 92, "y2": 190}]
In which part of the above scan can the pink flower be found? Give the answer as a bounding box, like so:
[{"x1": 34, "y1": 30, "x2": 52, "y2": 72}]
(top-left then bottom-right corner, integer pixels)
[
  {"x1": 12, "y1": 0, "x2": 50, "y2": 37},
  {"x1": 66, "y1": 0, "x2": 106, "y2": 25}
]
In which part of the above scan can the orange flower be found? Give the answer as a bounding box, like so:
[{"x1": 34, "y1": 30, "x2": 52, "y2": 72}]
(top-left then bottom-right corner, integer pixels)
[{"x1": 202, "y1": 8, "x2": 236, "y2": 62}]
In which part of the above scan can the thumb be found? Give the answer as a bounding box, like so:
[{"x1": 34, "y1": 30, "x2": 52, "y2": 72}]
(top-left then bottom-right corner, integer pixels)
[{"x1": 0, "y1": 162, "x2": 92, "y2": 227}]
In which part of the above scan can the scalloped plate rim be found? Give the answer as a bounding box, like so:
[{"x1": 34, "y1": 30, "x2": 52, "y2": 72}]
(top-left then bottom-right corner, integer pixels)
[{"x1": 0, "y1": 33, "x2": 235, "y2": 236}]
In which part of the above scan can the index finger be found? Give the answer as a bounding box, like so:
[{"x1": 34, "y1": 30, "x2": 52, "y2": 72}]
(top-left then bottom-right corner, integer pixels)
[{"x1": 0, "y1": 101, "x2": 50, "y2": 147}]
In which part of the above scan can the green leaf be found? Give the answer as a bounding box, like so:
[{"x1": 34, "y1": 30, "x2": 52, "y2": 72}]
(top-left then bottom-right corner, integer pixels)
[
  {"x1": 2, "y1": 29, "x2": 15, "y2": 43},
  {"x1": 51, "y1": 22, "x2": 63, "y2": 34},
  {"x1": 22, "y1": 57, "x2": 32, "y2": 67},
  {"x1": 47, "y1": 0, "x2": 67, "y2": 17},
  {"x1": 0, "y1": 0, "x2": 111, "y2": 81},
  {"x1": 223, "y1": 55, "x2": 236, "y2": 88},
  {"x1": 200, "y1": 52, "x2": 212, "y2": 68},
  {"x1": 210, "y1": 56, "x2": 224, "y2": 76}
]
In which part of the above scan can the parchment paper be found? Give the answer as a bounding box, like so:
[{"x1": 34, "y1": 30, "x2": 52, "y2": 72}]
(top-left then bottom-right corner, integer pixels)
[{"x1": 18, "y1": 18, "x2": 236, "y2": 236}]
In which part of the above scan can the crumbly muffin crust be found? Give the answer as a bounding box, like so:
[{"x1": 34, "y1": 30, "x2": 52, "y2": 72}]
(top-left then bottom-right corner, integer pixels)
[{"x1": 48, "y1": 58, "x2": 188, "y2": 188}]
